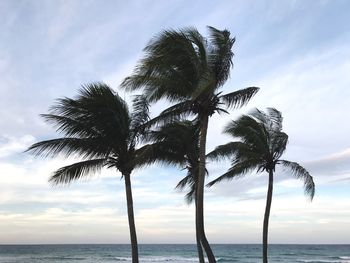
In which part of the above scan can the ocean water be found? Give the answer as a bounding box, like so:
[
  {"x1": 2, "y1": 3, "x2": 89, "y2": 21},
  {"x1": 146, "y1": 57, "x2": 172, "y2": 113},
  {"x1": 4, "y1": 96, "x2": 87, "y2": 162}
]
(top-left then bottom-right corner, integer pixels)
[{"x1": 0, "y1": 244, "x2": 349, "y2": 263}]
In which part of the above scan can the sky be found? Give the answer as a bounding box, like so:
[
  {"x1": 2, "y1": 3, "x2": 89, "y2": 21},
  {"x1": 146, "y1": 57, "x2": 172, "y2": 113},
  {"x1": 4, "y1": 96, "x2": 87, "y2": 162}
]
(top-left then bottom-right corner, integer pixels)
[{"x1": 0, "y1": 0, "x2": 350, "y2": 244}]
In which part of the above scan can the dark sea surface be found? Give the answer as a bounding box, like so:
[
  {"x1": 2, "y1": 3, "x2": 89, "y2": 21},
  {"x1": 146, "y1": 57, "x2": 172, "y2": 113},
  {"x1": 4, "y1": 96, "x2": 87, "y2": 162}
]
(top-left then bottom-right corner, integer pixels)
[{"x1": 0, "y1": 244, "x2": 349, "y2": 263}]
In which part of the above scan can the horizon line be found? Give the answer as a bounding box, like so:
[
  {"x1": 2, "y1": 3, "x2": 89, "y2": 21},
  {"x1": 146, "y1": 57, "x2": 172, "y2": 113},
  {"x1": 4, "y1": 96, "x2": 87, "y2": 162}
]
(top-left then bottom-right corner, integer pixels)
[{"x1": 1, "y1": 243, "x2": 349, "y2": 246}]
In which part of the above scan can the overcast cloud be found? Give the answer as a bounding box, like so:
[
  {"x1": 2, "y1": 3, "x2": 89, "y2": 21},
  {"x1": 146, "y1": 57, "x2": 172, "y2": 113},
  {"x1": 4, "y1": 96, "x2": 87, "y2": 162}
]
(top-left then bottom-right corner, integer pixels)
[{"x1": 0, "y1": 0, "x2": 349, "y2": 244}]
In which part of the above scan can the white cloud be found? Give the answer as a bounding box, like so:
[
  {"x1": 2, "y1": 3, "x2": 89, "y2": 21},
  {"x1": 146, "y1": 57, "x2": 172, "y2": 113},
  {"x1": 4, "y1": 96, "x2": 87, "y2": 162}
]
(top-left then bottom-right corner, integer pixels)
[
  {"x1": 0, "y1": 0, "x2": 349, "y2": 244},
  {"x1": 306, "y1": 148, "x2": 350, "y2": 177},
  {"x1": 0, "y1": 207, "x2": 129, "y2": 244},
  {"x1": 0, "y1": 135, "x2": 34, "y2": 158}
]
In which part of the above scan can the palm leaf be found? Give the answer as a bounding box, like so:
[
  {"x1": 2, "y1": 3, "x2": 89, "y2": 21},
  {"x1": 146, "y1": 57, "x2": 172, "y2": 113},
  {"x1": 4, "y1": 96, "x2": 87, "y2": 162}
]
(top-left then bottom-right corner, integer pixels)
[
  {"x1": 207, "y1": 26, "x2": 235, "y2": 87},
  {"x1": 176, "y1": 170, "x2": 196, "y2": 204},
  {"x1": 41, "y1": 114, "x2": 101, "y2": 138},
  {"x1": 220, "y1": 87, "x2": 259, "y2": 109},
  {"x1": 207, "y1": 142, "x2": 248, "y2": 161},
  {"x1": 27, "y1": 83, "x2": 143, "y2": 185},
  {"x1": 175, "y1": 172, "x2": 194, "y2": 191},
  {"x1": 270, "y1": 131, "x2": 288, "y2": 160},
  {"x1": 266, "y1": 107, "x2": 283, "y2": 131},
  {"x1": 121, "y1": 28, "x2": 202, "y2": 101},
  {"x1": 145, "y1": 100, "x2": 194, "y2": 129},
  {"x1": 26, "y1": 138, "x2": 111, "y2": 159},
  {"x1": 131, "y1": 95, "x2": 150, "y2": 130},
  {"x1": 224, "y1": 117, "x2": 269, "y2": 153},
  {"x1": 132, "y1": 143, "x2": 186, "y2": 168},
  {"x1": 130, "y1": 95, "x2": 150, "y2": 146},
  {"x1": 49, "y1": 158, "x2": 107, "y2": 185},
  {"x1": 47, "y1": 83, "x2": 131, "y2": 143},
  {"x1": 279, "y1": 160, "x2": 315, "y2": 200},
  {"x1": 207, "y1": 159, "x2": 260, "y2": 187}
]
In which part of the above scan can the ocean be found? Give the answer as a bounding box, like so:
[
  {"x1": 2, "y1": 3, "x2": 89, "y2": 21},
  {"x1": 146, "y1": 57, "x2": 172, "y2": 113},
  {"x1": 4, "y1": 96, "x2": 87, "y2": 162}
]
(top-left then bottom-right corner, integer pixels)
[{"x1": 0, "y1": 244, "x2": 349, "y2": 263}]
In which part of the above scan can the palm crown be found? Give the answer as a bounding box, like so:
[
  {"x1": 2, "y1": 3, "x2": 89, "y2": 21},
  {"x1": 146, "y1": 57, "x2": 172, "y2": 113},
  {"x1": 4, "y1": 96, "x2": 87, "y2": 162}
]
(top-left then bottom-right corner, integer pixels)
[
  {"x1": 122, "y1": 26, "x2": 259, "y2": 124},
  {"x1": 26, "y1": 83, "x2": 149, "y2": 182},
  {"x1": 207, "y1": 107, "x2": 315, "y2": 199}
]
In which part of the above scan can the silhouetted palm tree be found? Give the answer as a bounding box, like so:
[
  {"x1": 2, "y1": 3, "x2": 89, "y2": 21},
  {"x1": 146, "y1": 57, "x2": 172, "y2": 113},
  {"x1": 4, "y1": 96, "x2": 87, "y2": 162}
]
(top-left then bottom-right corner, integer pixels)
[
  {"x1": 26, "y1": 83, "x2": 151, "y2": 263},
  {"x1": 122, "y1": 26, "x2": 259, "y2": 262},
  {"x1": 207, "y1": 108, "x2": 315, "y2": 263},
  {"x1": 140, "y1": 120, "x2": 205, "y2": 262}
]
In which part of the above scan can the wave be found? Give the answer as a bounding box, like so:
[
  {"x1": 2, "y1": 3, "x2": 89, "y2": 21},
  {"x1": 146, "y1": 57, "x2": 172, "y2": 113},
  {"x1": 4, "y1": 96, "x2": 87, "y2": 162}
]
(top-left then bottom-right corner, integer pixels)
[
  {"x1": 114, "y1": 256, "x2": 228, "y2": 262},
  {"x1": 36, "y1": 256, "x2": 85, "y2": 260},
  {"x1": 115, "y1": 256, "x2": 201, "y2": 262},
  {"x1": 114, "y1": 256, "x2": 350, "y2": 263},
  {"x1": 296, "y1": 259, "x2": 350, "y2": 263}
]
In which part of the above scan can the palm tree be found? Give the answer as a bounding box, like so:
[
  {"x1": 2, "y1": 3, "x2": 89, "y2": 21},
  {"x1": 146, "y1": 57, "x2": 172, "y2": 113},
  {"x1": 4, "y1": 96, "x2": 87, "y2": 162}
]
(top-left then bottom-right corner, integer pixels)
[
  {"x1": 207, "y1": 108, "x2": 315, "y2": 263},
  {"x1": 26, "y1": 83, "x2": 151, "y2": 263},
  {"x1": 140, "y1": 120, "x2": 205, "y2": 262},
  {"x1": 121, "y1": 26, "x2": 259, "y2": 262}
]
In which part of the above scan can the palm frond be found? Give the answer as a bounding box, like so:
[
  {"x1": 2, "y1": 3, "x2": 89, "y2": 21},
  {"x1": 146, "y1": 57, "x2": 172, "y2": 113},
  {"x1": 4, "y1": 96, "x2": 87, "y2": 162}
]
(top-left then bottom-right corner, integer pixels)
[
  {"x1": 266, "y1": 107, "x2": 283, "y2": 131},
  {"x1": 279, "y1": 160, "x2": 315, "y2": 200},
  {"x1": 207, "y1": 142, "x2": 249, "y2": 161},
  {"x1": 46, "y1": 83, "x2": 131, "y2": 144},
  {"x1": 148, "y1": 119, "x2": 199, "y2": 142},
  {"x1": 189, "y1": 71, "x2": 215, "y2": 101},
  {"x1": 121, "y1": 28, "x2": 203, "y2": 102},
  {"x1": 250, "y1": 107, "x2": 283, "y2": 132},
  {"x1": 49, "y1": 158, "x2": 107, "y2": 185},
  {"x1": 175, "y1": 173, "x2": 194, "y2": 191},
  {"x1": 223, "y1": 117, "x2": 269, "y2": 154},
  {"x1": 27, "y1": 83, "x2": 142, "y2": 184},
  {"x1": 130, "y1": 95, "x2": 150, "y2": 145},
  {"x1": 175, "y1": 166, "x2": 200, "y2": 205},
  {"x1": 184, "y1": 188, "x2": 196, "y2": 205},
  {"x1": 122, "y1": 66, "x2": 196, "y2": 103},
  {"x1": 270, "y1": 131, "x2": 288, "y2": 160},
  {"x1": 132, "y1": 143, "x2": 186, "y2": 168},
  {"x1": 207, "y1": 159, "x2": 259, "y2": 187},
  {"x1": 186, "y1": 28, "x2": 208, "y2": 71},
  {"x1": 220, "y1": 87, "x2": 259, "y2": 109},
  {"x1": 132, "y1": 119, "x2": 199, "y2": 170},
  {"x1": 131, "y1": 95, "x2": 150, "y2": 129},
  {"x1": 142, "y1": 74, "x2": 194, "y2": 103},
  {"x1": 26, "y1": 138, "x2": 111, "y2": 159},
  {"x1": 41, "y1": 114, "x2": 101, "y2": 138},
  {"x1": 207, "y1": 26, "x2": 235, "y2": 87},
  {"x1": 138, "y1": 119, "x2": 201, "y2": 204},
  {"x1": 145, "y1": 100, "x2": 194, "y2": 129}
]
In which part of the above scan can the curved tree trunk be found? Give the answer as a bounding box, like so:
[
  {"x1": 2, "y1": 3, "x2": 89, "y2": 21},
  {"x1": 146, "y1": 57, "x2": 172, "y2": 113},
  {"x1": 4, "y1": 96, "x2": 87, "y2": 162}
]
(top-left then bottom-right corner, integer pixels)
[
  {"x1": 195, "y1": 194, "x2": 205, "y2": 263},
  {"x1": 263, "y1": 170, "x2": 274, "y2": 263},
  {"x1": 197, "y1": 115, "x2": 216, "y2": 263},
  {"x1": 124, "y1": 173, "x2": 139, "y2": 263}
]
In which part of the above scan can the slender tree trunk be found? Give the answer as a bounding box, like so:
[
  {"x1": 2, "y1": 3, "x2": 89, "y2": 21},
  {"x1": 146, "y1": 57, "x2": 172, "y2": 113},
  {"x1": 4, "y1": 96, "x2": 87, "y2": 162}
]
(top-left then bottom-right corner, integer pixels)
[
  {"x1": 124, "y1": 173, "x2": 139, "y2": 263},
  {"x1": 197, "y1": 115, "x2": 216, "y2": 263},
  {"x1": 195, "y1": 194, "x2": 205, "y2": 263},
  {"x1": 263, "y1": 170, "x2": 274, "y2": 263}
]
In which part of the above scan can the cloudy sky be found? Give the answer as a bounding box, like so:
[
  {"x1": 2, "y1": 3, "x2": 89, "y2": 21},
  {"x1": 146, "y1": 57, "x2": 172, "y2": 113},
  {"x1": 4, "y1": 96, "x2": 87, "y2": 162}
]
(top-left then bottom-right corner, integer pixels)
[{"x1": 0, "y1": 0, "x2": 349, "y2": 244}]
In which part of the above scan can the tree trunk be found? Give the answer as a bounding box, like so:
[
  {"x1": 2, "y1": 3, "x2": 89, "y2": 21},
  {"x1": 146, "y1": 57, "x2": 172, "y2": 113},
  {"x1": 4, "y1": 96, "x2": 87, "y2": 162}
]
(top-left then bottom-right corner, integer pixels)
[
  {"x1": 124, "y1": 173, "x2": 139, "y2": 263},
  {"x1": 263, "y1": 170, "x2": 274, "y2": 263},
  {"x1": 195, "y1": 195, "x2": 205, "y2": 263},
  {"x1": 197, "y1": 115, "x2": 216, "y2": 263}
]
